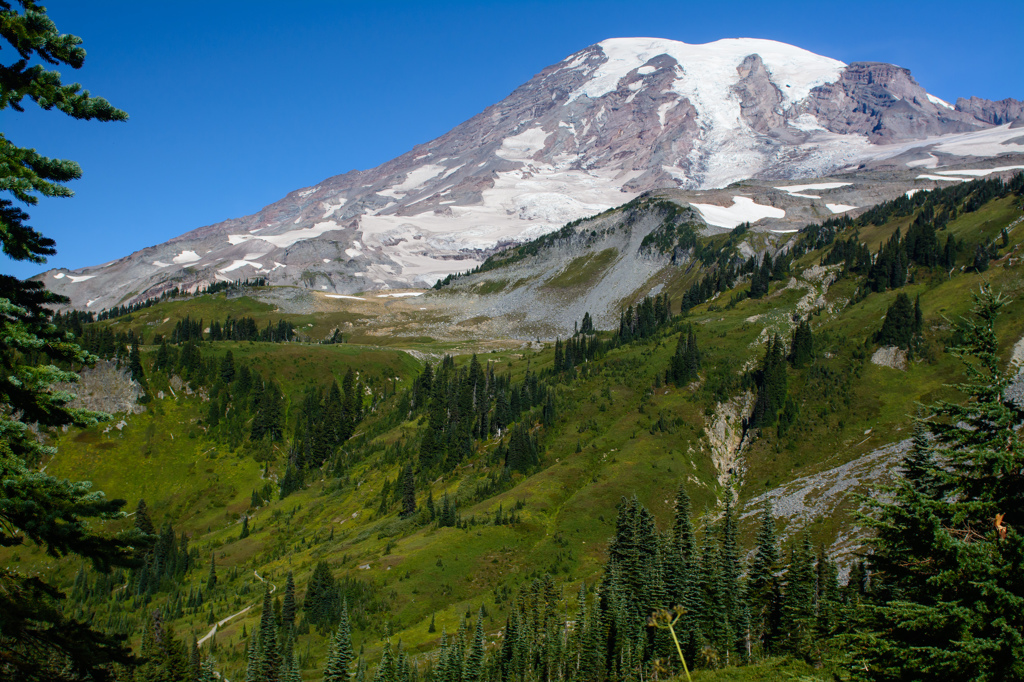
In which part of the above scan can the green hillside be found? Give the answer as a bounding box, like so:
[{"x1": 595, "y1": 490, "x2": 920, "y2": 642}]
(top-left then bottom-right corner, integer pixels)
[{"x1": 8, "y1": 174, "x2": 1024, "y2": 681}]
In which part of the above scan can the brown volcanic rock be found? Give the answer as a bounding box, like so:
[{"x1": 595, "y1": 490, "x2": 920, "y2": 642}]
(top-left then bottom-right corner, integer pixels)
[
  {"x1": 802, "y1": 62, "x2": 985, "y2": 141},
  {"x1": 955, "y1": 96, "x2": 1024, "y2": 126},
  {"x1": 733, "y1": 54, "x2": 792, "y2": 140}
]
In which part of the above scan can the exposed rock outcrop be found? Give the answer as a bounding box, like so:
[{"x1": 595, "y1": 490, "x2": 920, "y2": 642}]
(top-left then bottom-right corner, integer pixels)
[
  {"x1": 955, "y1": 96, "x2": 1024, "y2": 126},
  {"x1": 55, "y1": 360, "x2": 145, "y2": 416},
  {"x1": 871, "y1": 345, "x2": 908, "y2": 371}
]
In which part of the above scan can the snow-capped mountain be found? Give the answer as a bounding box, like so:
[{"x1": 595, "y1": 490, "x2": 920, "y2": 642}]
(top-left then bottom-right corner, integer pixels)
[{"x1": 42, "y1": 37, "x2": 1024, "y2": 310}]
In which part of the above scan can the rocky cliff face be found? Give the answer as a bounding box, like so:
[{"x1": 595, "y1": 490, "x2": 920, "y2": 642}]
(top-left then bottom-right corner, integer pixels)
[
  {"x1": 38, "y1": 37, "x2": 1024, "y2": 311},
  {"x1": 802, "y1": 62, "x2": 985, "y2": 141},
  {"x1": 955, "y1": 96, "x2": 1024, "y2": 126}
]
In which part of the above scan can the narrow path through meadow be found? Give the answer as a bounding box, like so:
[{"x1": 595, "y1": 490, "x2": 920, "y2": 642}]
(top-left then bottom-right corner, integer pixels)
[{"x1": 196, "y1": 570, "x2": 275, "y2": 646}]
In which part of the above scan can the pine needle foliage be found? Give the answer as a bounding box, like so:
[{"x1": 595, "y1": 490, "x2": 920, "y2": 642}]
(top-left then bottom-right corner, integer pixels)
[
  {"x1": 0, "y1": 3, "x2": 153, "y2": 679},
  {"x1": 850, "y1": 284, "x2": 1024, "y2": 680}
]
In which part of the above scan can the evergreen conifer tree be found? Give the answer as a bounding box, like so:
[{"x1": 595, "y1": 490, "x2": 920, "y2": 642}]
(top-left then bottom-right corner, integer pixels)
[
  {"x1": 719, "y1": 500, "x2": 746, "y2": 660},
  {"x1": 789, "y1": 320, "x2": 813, "y2": 367},
  {"x1": 373, "y1": 640, "x2": 395, "y2": 682},
  {"x1": 220, "y1": 350, "x2": 236, "y2": 383},
  {"x1": 128, "y1": 337, "x2": 144, "y2": 382},
  {"x1": 207, "y1": 552, "x2": 217, "y2": 590},
  {"x1": 323, "y1": 600, "x2": 355, "y2": 682},
  {"x1": 875, "y1": 292, "x2": 916, "y2": 350},
  {"x1": 281, "y1": 572, "x2": 296, "y2": 633},
  {"x1": 780, "y1": 533, "x2": 816, "y2": 658},
  {"x1": 257, "y1": 584, "x2": 282, "y2": 682},
  {"x1": 0, "y1": 6, "x2": 155, "y2": 677},
  {"x1": 464, "y1": 608, "x2": 485, "y2": 682},
  {"x1": 851, "y1": 284, "x2": 1024, "y2": 679},
  {"x1": 750, "y1": 335, "x2": 788, "y2": 428},
  {"x1": 400, "y1": 463, "x2": 416, "y2": 517},
  {"x1": 135, "y1": 498, "x2": 156, "y2": 537},
  {"x1": 199, "y1": 654, "x2": 217, "y2": 682},
  {"x1": 156, "y1": 339, "x2": 170, "y2": 371},
  {"x1": 747, "y1": 502, "x2": 781, "y2": 655},
  {"x1": 304, "y1": 560, "x2": 339, "y2": 628}
]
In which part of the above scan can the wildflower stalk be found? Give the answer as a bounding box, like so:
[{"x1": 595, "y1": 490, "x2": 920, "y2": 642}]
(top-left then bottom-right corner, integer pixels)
[{"x1": 648, "y1": 607, "x2": 693, "y2": 682}]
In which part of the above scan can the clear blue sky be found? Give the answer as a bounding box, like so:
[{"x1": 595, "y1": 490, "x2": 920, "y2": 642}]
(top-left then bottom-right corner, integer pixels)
[{"x1": 5, "y1": 0, "x2": 1023, "y2": 279}]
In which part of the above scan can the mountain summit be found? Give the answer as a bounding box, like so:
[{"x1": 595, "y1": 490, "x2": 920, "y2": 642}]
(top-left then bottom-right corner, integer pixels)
[{"x1": 42, "y1": 37, "x2": 1023, "y2": 309}]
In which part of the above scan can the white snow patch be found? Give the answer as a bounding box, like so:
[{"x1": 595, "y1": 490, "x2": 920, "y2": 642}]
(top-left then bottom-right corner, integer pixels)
[
  {"x1": 496, "y1": 127, "x2": 550, "y2": 161},
  {"x1": 249, "y1": 227, "x2": 264, "y2": 233},
  {"x1": 345, "y1": 248, "x2": 362, "y2": 258},
  {"x1": 657, "y1": 101, "x2": 676, "y2": 127},
  {"x1": 228, "y1": 220, "x2": 342, "y2": 248},
  {"x1": 376, "y1": 292, "x2": 424, "y2": 298},
  {"x1": 172, "y1": 250, "x2": 202, "y2": 264},
  {"x1": 770, "y1": 229, "x2": 800, "y2": 234},
  {"x1": 931, "y1": 165, "x2": 1024, "y2": 177},
  {"x1": 377, "y1": 164, "x2": 446, "y2": 198},
  {"x1": 931, "y1": 124, "x2": 1024, "y2": 157},
  {"x1": 512, "y1": 192, "x2": 608, "y2": 222},
  {"x1": 219, "y1": 260, "x2": 262, "y2": 273},
  {"x1": 907, "y1": 155, "x2": 939, "y2": 168},
  {"x1": 323, "y1": 258, "x2": 331, "y2": 263},
  {"x1": 690, "y1": 196, "x2": 786, "y2": 228},
  {"x1": 826, "y1": 203, "x2": 858, "y2": 214},
  {"x1": 321, "y1": 198, "x2": 347, "y2": 219},
  {"x1": 271, "y1": 262, "x2": 286, "y2": 270},
  {"x1": 359, "y1": 160, "x2": 642, "y2": 283},
  {"x1": 789, "y1": 114, "x2": 827, "y2": 132},
  {"x1": 636, "y1": 65, "x2": 657, "y2": 75},
  {"x1": 567, "y1": 38, "x2": 844, "y2": 187},
  {"x1": 905, "y1": 189, "x2": 924, "y2": 198},
  {"x1": 86, "y1": 300, "x2": 96, "y2": 307},
  {"x1": 441, "y1": 163, "x2": 465, "y2": 178},
  {"x1": 775, "y1": 182, "x2": 851, "y2": 195},
  {"x1": 152, "y1": 261, "x2": 171, "y2": 268},
  {"x1": 926, "y1": 93, "x2": 954, "y2": 110},
  {"x1": 297, "y1": 186, "x2": 320, "y2": 198},
  {"x1": 324, "y1": 294, "x2": 365, "y2": 301},
  {"x1": 53, "y1": 272, "x2": 96, "y2": 282}
]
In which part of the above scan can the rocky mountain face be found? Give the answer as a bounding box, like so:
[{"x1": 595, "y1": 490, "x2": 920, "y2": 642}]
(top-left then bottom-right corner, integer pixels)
[{"x1": 39, "y1": 37, "x2": 1024, "y2": 311}]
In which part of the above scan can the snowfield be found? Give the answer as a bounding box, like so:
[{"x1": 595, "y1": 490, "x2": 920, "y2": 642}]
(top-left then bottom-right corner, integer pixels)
[
  {"x1": 932, "y1": 165, "x2": 1024, "y2": 177},
  {"x1": 172, "y1": 250, "x2": 201, "y2": 264},
  {"x1": 826, "y1": 203, "x2": 858, "y2": 214},
  {"x1": 570, "y1": 38, "x2": 845, "y2": 108},
  {"x1": 227, "y1": 220, "x2": 343, "y2": 249},
  {"x1": 690, "y1": 196, "x2": 786, "y2": 228},
  {"x1": 52, "y1": 272, "x2": 95, "y2": 283},
  {"x1": 219, "y1": 259, "x2": 262, "y2": 273},
  {"x1": 378, "y1": 164, "x2": 447, "y2": 198},
  {"x1": 775, "y1": 182, "x2": 852, "y2": 196},
  {"x1": 496, "y1": 127, "x2": 551, "y2": 161}
]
